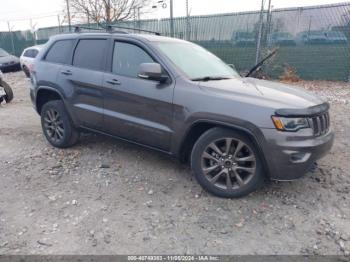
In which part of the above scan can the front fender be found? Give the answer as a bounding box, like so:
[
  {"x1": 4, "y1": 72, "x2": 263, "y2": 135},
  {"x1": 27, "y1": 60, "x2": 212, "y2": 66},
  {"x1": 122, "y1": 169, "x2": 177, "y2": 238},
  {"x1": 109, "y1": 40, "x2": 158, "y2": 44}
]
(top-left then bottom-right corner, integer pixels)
[{"x1": 172, "y1": 112, "x2": 271, "y2": 175}]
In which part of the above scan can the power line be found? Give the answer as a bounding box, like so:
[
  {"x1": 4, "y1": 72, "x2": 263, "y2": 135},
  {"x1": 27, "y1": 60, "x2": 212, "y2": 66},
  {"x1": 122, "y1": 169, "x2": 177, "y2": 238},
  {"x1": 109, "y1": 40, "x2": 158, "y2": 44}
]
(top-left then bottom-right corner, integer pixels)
[{"x1": 0, "y1": 12, "x2": 63, "y2": 23}]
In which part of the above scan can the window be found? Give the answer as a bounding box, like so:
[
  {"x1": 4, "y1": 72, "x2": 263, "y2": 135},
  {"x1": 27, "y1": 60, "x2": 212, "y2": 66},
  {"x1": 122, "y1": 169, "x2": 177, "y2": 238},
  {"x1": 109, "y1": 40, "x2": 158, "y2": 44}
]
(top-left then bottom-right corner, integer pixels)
[
  {"x1": 112, "y1": 42, "x2": 154, "y2": 78},
  {"x1": 156, "y1": 42, "x2": 239, "y2": 80},
  {"x1": 23, "y1": 49, "x2": 39, "y2": 58},
  {"x1": 32, "y1": 49, "x2": 39, "y2": 58},
  {"x1": 73, "y1": 39, "x2": 107, "y2": 71},
  {"x1": 45, "y1": 40, "x2": 75, "y2": 64},
  {"x1": 23, "y1": 49, "x2": 32, "y2": 57}
]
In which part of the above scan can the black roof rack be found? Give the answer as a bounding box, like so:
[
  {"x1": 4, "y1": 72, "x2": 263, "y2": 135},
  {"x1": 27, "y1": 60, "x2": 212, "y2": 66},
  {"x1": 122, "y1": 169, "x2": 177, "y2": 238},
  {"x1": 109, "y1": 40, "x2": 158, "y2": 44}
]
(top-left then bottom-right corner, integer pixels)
[
  {"x1": 73, "y1": 25, "x2": 160, "y2": 36},
  {"x1": 106, "y1": 25, "x2": 161, "y2": 36},
  {"x1": 74, "y1": 25, "x2": 128, "y2": 34},
  {"x1": 74, "y1": 26, "x2": 104, "y2": 33}
]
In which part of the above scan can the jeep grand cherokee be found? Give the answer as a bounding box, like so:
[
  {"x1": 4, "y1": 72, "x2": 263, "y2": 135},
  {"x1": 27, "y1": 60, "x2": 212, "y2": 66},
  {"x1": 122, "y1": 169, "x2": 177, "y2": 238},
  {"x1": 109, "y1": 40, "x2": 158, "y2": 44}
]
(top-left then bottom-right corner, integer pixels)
[{"x1": 30, "y1": 32, "x2": 334, "y2": 198}]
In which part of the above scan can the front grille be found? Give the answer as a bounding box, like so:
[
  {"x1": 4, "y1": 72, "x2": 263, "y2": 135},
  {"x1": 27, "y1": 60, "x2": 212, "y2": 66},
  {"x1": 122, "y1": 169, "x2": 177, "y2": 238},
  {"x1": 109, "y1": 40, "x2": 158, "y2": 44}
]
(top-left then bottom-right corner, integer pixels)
[{"x1": 309, "y1": 112, "x2": 330, "y2": 136}]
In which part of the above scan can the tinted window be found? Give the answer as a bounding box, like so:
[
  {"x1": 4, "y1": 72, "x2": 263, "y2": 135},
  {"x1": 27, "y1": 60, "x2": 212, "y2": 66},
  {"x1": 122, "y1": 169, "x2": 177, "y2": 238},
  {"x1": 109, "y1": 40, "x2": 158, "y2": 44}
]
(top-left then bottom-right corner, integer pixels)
[
  {"x1": 24, "y1": 49, "x2": 39, "y2": 58},
  {"x1": 112, "y1": 42, "x2": 154, "y2": 78},
  {"x1": 45, "y1": 40, "x2": 75, "y2": 64},
  {"x1": 32, "y1": 49, "x2": 39, "y2": 57},
  {"x1": 23, "y1": 49, "x2": 32, "y2": 57},
  {"x1": 73, "y1": 39, "x2": 107, "y2": 71}
]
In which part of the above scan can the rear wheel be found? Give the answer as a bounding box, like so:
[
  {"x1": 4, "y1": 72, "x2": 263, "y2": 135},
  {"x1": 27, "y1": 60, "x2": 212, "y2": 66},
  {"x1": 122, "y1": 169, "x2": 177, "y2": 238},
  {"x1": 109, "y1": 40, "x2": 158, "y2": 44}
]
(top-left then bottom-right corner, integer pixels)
[
  {"x1": 41, "y1": 100, "x2": 79, "y2": 148},
  {"x1": 191, "y1": 127, "x2": 265, "y2": 198}
]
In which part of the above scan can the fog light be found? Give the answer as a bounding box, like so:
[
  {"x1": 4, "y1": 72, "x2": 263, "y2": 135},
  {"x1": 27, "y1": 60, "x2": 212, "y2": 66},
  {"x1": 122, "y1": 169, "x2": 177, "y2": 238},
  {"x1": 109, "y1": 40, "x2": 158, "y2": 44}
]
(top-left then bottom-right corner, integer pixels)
[
  {"x1": 283, "y1": 150, "x2": 311, "y2": 163},
  {"x1": 290, "y1": 152, "x2": 311, "y2": 163}
]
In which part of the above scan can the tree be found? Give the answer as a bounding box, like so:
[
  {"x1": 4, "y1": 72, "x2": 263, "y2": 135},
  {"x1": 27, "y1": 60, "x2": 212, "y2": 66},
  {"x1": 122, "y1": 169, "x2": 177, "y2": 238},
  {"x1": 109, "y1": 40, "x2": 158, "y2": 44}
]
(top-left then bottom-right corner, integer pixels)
[{"x1": 65, "y1": 0, "x2": 155, "y2": 25}]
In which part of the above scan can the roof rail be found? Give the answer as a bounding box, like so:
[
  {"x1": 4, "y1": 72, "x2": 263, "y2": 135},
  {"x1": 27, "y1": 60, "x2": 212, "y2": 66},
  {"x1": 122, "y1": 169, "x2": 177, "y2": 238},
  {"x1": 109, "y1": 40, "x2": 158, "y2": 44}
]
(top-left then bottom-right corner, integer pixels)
[
  {"x1": 73, "y1": 25, "x2": 160, "y2": 36},
  {"x1": 106, "y1": 25, "x2": 161, "y2": 36},
  {"x1": 74, "y1": 26, "x2": 105, "y2": 33}
]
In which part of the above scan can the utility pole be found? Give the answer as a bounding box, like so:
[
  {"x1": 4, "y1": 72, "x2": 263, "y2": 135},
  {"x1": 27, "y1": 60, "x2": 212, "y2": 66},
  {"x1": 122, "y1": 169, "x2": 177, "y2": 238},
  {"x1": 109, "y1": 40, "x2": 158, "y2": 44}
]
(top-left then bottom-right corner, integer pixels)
[
  {"x1": 106, "y1": 0, "x2": 111, "y2": 27},
  {"x1": 137, "y1": 7, "x2": 141, "y2": 29},
  {"x1": 186, "y1": 0, "x2": 190, "y2": 40},
  {"x1": 170, "y1": 0, "x2": 174, "y2": 37},
  {"x1": 255, "y1": 0, "x2": 265, "y2": 65},
  {"x1": 266, "y1": 0, "x2": 272, "y2": 46},
  {"x1": 7, "y1": 22, "x2": 15, "y2": 55},
  {"x1": 57, "y1": 15, "x2": 62, "y2": 33},
  {"x1": 30, "y1": 19, "x2": 37, "y2": 45},
  {"x1": 308, "y1": 16, "x2": 313, "y2": 35},
  {"x1": 65, "y1": 0, "x2": 72, "y2": 32}
]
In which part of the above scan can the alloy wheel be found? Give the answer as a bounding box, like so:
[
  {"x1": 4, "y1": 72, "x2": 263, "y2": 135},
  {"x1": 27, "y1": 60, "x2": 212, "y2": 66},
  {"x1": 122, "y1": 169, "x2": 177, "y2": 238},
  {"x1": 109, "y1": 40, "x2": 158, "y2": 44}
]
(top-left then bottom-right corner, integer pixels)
[
  {"x1": 201, "y1": 137, "x2": 256, "y2": 190},
  {"x1": 43, "y1": 109, "x2": 65, "y2": 143}
]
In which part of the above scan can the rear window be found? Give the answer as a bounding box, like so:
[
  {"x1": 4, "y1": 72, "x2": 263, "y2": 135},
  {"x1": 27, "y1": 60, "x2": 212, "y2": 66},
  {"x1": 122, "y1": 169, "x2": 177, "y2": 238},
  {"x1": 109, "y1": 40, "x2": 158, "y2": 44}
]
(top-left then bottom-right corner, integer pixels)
[
  {"x1": 73, "y1": 39, "x2": 107, "y2": 71},
  {"x1": 45, "y1": 40, "x2": 75, "y2": 64}
]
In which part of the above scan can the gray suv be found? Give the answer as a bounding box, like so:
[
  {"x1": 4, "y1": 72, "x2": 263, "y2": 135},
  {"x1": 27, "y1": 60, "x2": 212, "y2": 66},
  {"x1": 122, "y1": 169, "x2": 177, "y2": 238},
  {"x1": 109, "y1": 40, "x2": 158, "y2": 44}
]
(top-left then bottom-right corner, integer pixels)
[{"x1": 30, "y1": 31, "x2": 334, "y2": 198}]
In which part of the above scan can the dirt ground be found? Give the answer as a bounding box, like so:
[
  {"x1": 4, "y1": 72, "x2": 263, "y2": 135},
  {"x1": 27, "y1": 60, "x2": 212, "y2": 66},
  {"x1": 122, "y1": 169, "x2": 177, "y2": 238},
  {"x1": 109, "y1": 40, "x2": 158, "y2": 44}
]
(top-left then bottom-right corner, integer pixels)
[{"x1": 0, "y1": 72, "x2": 349, "y2": 255}]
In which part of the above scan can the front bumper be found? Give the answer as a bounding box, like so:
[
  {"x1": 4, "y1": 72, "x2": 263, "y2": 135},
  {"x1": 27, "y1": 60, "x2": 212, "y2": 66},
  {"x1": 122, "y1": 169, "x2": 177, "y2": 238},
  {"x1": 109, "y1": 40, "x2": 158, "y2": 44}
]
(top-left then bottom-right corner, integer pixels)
[
  {"x1": 0, "y1": 63, "x2": 21, "y2": 72},
  {"x1": 261, "y1": 128, "x2": 334, "y2": 181}
]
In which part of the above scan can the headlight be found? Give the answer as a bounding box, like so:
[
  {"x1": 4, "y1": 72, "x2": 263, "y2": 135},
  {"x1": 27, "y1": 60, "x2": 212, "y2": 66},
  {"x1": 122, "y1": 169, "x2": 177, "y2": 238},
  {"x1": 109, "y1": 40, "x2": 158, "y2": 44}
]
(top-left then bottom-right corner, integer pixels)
[{"x1": 271, "y1": 116, "x2": 309, "y2": 131}]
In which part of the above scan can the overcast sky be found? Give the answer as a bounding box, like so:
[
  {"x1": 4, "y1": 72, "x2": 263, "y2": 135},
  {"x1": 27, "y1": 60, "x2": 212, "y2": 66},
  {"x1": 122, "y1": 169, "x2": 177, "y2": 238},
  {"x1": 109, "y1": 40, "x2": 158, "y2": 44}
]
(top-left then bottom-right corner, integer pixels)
[{"x1": 0, "y1": 0, "x2": 347, "y2": 30}]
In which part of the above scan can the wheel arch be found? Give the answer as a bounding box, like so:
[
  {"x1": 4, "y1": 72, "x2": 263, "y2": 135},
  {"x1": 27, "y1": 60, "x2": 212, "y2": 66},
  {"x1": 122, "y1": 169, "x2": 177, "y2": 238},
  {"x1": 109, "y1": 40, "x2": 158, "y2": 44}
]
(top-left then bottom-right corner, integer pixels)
[
  {"x1": 36, "y1": 86, "x2": 64, "y2": 115},
  {"x1": 178, "y1": 120, "x2": 270, "y2": 176}
]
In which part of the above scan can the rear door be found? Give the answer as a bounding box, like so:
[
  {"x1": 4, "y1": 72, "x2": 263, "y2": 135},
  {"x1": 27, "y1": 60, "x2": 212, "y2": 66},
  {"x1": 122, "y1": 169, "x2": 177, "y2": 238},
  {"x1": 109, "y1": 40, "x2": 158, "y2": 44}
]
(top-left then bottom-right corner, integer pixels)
[
  {"x1": 36, "y1": 39, "x2": 76, "y2": 97},
  {"x1": 102, "y1": 39, "x2": 175, "y2": 151},
  {"x1": 57, "y1": 38, "x2": 108, "y2": 130}
]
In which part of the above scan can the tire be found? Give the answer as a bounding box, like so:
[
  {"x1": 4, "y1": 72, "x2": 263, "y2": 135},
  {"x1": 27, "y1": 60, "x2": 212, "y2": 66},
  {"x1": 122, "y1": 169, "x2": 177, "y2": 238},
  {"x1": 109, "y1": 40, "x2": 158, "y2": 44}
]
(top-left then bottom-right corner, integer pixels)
[
  {"x1": 191, "y1": 127, "x2": 265, "y2": 198},
  {"x1": 0, "y1": 80, "x2": 14, "y2": 103},
  {"x1": 41, "y1": 100, "x2": 79, "y2": 148},
  {"x1": 23, "y1": 66, "x2": 30, "y2": 78}
]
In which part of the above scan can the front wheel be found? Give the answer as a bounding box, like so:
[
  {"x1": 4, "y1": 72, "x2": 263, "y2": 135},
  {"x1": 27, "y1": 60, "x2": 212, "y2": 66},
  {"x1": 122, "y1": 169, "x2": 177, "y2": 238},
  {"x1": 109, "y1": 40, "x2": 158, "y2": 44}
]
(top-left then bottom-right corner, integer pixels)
[
  {"x1": 191, "y1": 128, "x2": 265, "y2": 198},
  {"x1": 0, "y1": 80, "x2": 13, "y2": 103},
  {"x1": 23, "y1": 66, "x2": 30, "y2": 78},
  {"x1": 41, "y1": 100, "x2": 79, "y2": 148}
]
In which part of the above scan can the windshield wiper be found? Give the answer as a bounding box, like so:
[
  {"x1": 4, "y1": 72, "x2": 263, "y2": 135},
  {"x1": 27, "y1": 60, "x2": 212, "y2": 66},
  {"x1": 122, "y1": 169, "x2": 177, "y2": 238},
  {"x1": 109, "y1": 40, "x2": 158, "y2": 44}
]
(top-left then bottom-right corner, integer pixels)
[
  {"x1": 191, "y1": 76, "x2": 231, "y2": 82},
  {"x1": 245, "y1": 48, "x2": 279, "y2": 78}
]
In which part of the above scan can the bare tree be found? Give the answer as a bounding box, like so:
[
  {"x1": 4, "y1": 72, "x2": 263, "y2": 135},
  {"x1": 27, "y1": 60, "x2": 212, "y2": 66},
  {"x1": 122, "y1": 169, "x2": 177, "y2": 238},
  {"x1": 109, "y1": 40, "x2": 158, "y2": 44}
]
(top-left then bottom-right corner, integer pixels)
[{"x1": 65, "y1": 0, "x2": 155, "y2": 25}]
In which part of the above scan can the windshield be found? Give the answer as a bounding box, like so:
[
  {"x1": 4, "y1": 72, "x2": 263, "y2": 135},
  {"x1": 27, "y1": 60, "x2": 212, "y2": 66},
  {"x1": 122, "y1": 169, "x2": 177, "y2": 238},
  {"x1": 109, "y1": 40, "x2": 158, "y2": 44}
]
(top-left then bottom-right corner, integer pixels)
[
  {"x1": 0, "y1": 48, "x2": 10, "y2": 57},
  {"x1": 156, "y1": 41, "x2": 240, "y2": 80}
]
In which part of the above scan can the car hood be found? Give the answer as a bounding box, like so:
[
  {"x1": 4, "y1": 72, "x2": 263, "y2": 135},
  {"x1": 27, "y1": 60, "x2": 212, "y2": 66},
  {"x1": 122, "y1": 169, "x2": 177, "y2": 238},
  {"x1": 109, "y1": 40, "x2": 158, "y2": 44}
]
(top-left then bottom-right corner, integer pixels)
[
  {"x1": 198, "y1": 77, "x2": 324, "y2": 110},
  {"x1": 0, "y1": 55, "x2": 19, "y2": 63}
]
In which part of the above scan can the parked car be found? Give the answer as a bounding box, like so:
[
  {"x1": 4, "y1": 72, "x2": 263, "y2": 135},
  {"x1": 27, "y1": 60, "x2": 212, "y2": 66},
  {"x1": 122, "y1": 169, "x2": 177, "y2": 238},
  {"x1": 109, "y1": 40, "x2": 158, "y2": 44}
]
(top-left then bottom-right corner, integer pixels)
[
  {"x1": 20, "y1": 45, "x2": 43, "y2": 77},
  {"x1": 0, "y1": 48, "x2": 21, "y2": 73},
  {"x1": 269, "y1": 32, "x2": 296, "y2": 46},
  {"x1": 0, "y1": 70, "x2": 13, "y2": 104},
  {"x1": 232, "y1": 32, "x2": 256, "y2": 46},
  {"x1": 30, "y1": 32, "x2": 334, "y2": 198},
  {"x1": 325, "y1": 31, "x2": 348, "y2": 44},
  {"x1": 298, "y1": 31, "x2": 328, "y2": 45}
]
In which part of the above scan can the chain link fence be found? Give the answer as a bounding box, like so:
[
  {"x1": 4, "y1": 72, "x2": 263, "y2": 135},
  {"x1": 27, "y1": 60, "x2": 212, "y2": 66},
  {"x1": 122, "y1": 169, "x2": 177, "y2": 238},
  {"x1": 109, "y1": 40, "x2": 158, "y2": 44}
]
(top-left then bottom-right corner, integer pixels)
[{"x1": 1, "y1": 2, "x2": 350, "y2": 81}]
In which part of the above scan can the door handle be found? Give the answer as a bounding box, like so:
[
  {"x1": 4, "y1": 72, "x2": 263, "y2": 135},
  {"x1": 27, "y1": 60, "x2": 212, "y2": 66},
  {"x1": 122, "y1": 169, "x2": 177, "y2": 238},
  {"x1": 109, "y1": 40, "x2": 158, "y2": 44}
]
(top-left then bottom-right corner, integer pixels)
[
  {"x1": 106, "y1": 79, "x2": 121, "y2": 85},
  {"x1": 61, "y1": 70, "x2": 72, "y2": 76}
]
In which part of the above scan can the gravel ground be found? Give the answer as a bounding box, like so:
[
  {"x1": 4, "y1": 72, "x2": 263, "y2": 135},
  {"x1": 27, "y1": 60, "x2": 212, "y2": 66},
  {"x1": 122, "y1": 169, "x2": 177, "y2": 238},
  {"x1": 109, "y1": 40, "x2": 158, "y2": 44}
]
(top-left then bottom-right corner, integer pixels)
[{"x1": 0, "y1": 72, "x2": 349, "y2": 255}]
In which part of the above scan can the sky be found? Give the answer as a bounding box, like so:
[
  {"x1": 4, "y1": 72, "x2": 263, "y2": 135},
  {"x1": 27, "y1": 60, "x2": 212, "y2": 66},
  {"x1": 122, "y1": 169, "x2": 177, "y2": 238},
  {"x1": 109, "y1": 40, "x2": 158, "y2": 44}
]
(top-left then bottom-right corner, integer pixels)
[{"x1": 0, "y1": 0, "x2": 347, "y2": 30}]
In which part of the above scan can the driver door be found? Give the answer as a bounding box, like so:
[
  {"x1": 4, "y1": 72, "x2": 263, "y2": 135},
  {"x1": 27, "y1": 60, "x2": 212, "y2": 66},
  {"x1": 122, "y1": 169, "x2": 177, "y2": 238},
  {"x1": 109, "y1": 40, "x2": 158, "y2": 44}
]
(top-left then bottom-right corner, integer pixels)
[{"x1": 102, "y1": 40, "x2": 175, "y2": 151}]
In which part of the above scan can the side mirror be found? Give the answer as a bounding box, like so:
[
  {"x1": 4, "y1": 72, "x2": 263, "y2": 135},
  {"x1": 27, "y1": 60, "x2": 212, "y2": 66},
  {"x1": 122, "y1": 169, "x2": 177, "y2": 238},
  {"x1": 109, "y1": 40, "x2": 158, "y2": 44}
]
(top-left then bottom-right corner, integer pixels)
[
  {"x1": 138, "y1": 63, "x2": 167, "y2": 82},
  {"x1": 228, "y1": 64, "x2": 236, "y2": 70}
]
